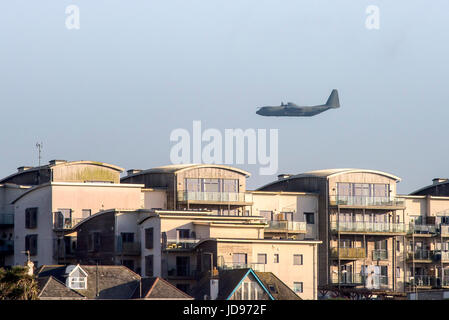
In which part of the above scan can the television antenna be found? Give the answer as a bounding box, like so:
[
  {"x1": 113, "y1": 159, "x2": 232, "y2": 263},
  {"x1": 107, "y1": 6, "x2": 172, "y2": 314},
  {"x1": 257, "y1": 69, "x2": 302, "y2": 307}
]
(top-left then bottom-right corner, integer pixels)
[{"x1": 36, "y1": 142, "x2": 43, "y2": 167}]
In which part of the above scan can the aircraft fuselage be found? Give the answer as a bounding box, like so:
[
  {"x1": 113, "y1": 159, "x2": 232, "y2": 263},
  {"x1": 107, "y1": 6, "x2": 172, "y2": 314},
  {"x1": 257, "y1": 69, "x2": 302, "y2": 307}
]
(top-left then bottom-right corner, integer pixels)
[{"x1": 256, "y1": 104, "x2": 331, "y2": 117}]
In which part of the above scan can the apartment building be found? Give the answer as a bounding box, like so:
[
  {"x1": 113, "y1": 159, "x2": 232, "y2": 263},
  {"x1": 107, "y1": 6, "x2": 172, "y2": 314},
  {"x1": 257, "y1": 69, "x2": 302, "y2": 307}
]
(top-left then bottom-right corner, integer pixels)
[
  {"x1": 139, "y1": 210, "x2": 320, "y2": 299},
  {"x1": 0, "y1": 160, "x2": 144, "y2": 267},
  {"x1": 258, "y1": 169, "x2": 407, "y2": 293}
]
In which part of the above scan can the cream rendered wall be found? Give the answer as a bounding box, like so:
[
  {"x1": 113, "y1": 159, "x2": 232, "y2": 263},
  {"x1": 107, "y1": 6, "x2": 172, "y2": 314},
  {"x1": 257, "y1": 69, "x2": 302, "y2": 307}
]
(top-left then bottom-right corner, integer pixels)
[
  {"x1": 249, "y1": 193, "x2": 318, "y2": 239},
  {"x1": 142, "y1": 190, "x2": 167, "y2": 210},
  {"x1": 51, "y1": 184, "x2": 143, "y2": 220},
  {"x1": 208, "y1": 225, "x2": 261, "y2": 239},
  {"x1": 218, "y1": 241, "x2": 318, "y2": 300}
]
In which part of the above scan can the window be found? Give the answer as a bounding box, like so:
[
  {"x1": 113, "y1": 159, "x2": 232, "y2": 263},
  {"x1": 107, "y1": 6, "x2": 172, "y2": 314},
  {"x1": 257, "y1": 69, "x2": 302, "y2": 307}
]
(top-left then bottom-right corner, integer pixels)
[
  {"x1": 25, "y1": 208, "x2": 38, "y2": 229},
  {"x1": 82, "y1": 209, "x2": 91, "y2": 219},
  {"x1": 233, "y1": 253, "x2": 247, "y2": 267},
  {"x1": 121, "y1": 233, "x2": 134, "y2": 243},
  {"x1": 396, "y1": 240, "x2": 400, "y2": 251},
  {"x1": 69, "y1": 277, "x2": 87, "y2": 289},
  {"x1": 145, "y1": 228, "x2": 154, "y2": 249},
  {"x1": 176, "y1": 256, "x2": 190, "y2": 277},
  {"x1": 293, "y1": 282, "x2": 303, "y2": 293},
  {"x1": 25, "y1": 235, "x2": 38, "y2": 256},
  {"x1": 177, "y1": 229, "x2": 190, "y2": 239},
  {"x1": 260, "y1": 211, "x2": 273, "y2": 221},
  {"x1": 257, "y1": 254, "x2": 267, "y2": 264},
  {"x1": 304, "y1": 212, "x2": 315, "y2": 224},
  {"x1": 396, "y1": 267, "x2": 401, "y2": 278},
  {"x1": 282, "y1": 212, "x2": 293, "y2": 221},
  {"x1": 293, "y1": 254, "x2": 303, "y2": 265},
  {"x1": 145, "y1": 255, "x2": 154, "y2": 277},
  {"x1": 274, "y1": 254, "x2": 279, "y2": 263}
]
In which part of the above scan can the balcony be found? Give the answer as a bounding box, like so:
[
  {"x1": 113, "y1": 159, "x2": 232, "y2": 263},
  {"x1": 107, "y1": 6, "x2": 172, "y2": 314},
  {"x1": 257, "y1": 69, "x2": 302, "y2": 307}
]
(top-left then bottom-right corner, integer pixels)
[
  {"x1": 409, "y1": 275, "x2": 435, "y2": 287},
  {"x1": 407, "y1": 223, "x2": 437, "y2": 236},
  {"x1": 330, "y1": 247, "x2": 366, "y2": 260},
  {"x1": 218, "y1": 262, "x2": 266, "y2": 272},
  {"x1": 329, "y1": 196, "x2": 405, "y2": 208},
  {"x1": 116, "y1": 238, "x2": 141, "y2": 256},
  {"x1": 53, "y1": 213, "x2": 83, "y2": 230},
  {"x1": 372, "y1": 249, "x2": 388, "y2": 260},
  {"x1": 430, "y1": 250, "x2": 449, "y2": 262},
  {"x1": 0, "y1": 214, "x2": 14, "y2": 227},
  {"x1": 330, "y1": 273, "x2": 365, "y2": 286},
  {"x1": 265, "y1": 220, "x2": 307, "y2": 233},
  {"x1": 407, "y1": 250, "x2": 433, "y2": 262},
  {"x1": 177, "y1": 191, "x2": 251, "y2": 204},
  {"x1": 331, "y1": 221, "x2": 406, "y2": 234},
  {"x1": 166, "y1": 268, "x2": 198, "y2": 279},
  {"x1": 0, "y1": 240, "x2": 13, "y2": 254},
  {"x1": 164, "y1": 238, "x2": 200, "y2": 251}
]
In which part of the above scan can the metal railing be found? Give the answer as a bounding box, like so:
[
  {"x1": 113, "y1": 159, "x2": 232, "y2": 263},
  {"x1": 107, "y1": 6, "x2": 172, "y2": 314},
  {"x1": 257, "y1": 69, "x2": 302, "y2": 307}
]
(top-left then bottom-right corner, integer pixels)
[
  {"x1": 53, "y1": 214, "x2": 83, "y2": 230},
  {"x1": 408, "y1": 250, "x2": 433, "y2": 261},
  {"x1": 331, "y1": 221, "x2": 406, "y2": 233},
  {"x1": 330, "y1": 247, "x2": 366, "y2": 259},
  {"x1": 330, "y1": 196, "x2": 405, "y2": 207},
  {"x1": 410, "y1": 275, "x2": 435, "y2": 287},
  {"x1": 330, "y1": 273, "x2": 365, "y2": 285},
  {"x1": 0, "y1": 214, "x2": 14, "y2": 226},
  {"x1": 372, "y1": 249, "x2": 388, "y2": 260},
  {"x1": 116, "y1": 237, "x2": 141, "y2": 255},
  {"x1": 218, "y1": 262, "x2": 266, "y2": 272},
  {"x1": 407, "y1": 223, "x2": 437, "y2": 234},
  {"x1": 164, "y1": 238, "x2": 200, "y2": 250},
  {"x1": 265, "y1": 220, "x2": 307, "y2": 232},
  {"x1": 178, "y1": 191, "x2": 247, "y2": 203},
  {"x1": 0, "y1": 240, "x2": 13, "y2": 254}
]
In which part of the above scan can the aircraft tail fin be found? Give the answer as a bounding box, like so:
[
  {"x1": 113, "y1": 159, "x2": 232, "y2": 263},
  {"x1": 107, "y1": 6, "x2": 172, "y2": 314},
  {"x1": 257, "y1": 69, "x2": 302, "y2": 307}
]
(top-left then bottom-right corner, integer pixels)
[{"x1": 325, "y1": 89, "x2": 340, "y2": 108}]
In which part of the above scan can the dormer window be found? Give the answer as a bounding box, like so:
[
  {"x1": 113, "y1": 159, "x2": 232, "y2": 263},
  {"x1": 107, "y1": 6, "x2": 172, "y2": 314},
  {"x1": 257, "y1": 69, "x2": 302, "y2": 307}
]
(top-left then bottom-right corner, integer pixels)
[{"x1": 65, "y1": 265, "x2": 88, "y2": 290}]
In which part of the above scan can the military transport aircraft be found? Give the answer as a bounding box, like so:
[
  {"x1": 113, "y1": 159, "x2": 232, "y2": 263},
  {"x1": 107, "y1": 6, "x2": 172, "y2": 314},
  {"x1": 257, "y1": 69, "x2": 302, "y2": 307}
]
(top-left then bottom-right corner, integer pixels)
[{"x1": 256, "y1": 89, "x2": 340, "y2": 117}]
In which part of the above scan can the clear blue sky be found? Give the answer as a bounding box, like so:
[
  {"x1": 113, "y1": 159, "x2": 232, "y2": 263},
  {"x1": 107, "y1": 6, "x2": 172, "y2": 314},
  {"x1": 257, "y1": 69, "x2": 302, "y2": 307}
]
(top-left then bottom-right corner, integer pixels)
[{"x1": 0, "y1": 0, "x2": 448, "y2": 193}]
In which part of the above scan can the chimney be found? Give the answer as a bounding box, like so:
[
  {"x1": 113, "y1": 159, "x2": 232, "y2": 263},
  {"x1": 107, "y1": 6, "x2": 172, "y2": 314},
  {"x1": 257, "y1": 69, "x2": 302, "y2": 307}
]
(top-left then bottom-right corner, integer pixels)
[
  {"x1": 277, "y1": 174, "x2": 291, "y2": 180},
  {"x1": 127, "y1": 169, "x2": 142, "y2": 176},
  {"x1": 49, "y1": 160, "x2": 67, "y2": 165},
  {"x1": 210, "y1": 279, "x2": 219, "y2": 300},
  {"x1": 433, "y1": 178, "x2": 448, "y2": 185},
  {"x1": 26, "y1": 260, "x2": 34, "y2": 276},
  {"x1": 17, "y1": 166, "x2": 33, "y2": 173}
]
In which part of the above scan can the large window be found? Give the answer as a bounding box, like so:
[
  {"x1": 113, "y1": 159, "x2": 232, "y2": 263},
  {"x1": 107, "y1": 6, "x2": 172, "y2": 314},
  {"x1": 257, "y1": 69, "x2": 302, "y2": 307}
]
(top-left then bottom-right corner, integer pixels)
[
  {"x1": 257, "y1": 254, "x2": 267, "y2": 265},
  {"x1": 25, "y1": 234, "x2": 38, "y2": 256},
  {"x1": 233, "y1": 253, "x2": 247, "y2": 267},
  {"x1": 25, "y1": 208, "x2": 38, "y2": 229},
  {"x1": 337, "y1": 183, "x2": 389, "y2": 198},
  {"x1": 185, "y1": 178, "x2": 239, "y2": 193},
  {"x1": 304, "y1": 212, "x2": 315, "y2": 224},
  {"x1": 293, "y1": 282, "x2": 303, "y2": 293},
  {"x1": 145, "y1": 255, "x2": 154, "y2": 277},
  {"x1": 145, "y1": 228, "x2": 154, "y2": 249}
]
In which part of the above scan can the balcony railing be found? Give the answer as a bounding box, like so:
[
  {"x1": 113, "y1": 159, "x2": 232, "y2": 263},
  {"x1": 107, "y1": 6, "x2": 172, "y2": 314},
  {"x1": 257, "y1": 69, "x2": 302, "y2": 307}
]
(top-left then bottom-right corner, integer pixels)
[
  {"x1": 265, "y1": 220, "x2": 307, "y2": 232},
  {"x1": 218, "y1": 262, "x2": 266, "y2": 272},
  {"x1": 116, "y1": 237, "x2": 141, "y2": 255},
  {"x1": 53, "y1": 214, "x2": 83, "y2": 230},
  {"x1": 164, "y1": 238, "x2": 200, "y2": 250},
  {"x1": 330, "y1": 196, "x2": 405, "y2": 207},
  {"x1": 331, "y1": 273, "x2": 365, "y2": 285},
  {"x1": 410, "y1": 275, "x2": 435, "y2": 287},
  {"x1": 178, "y1": 191, "x2": 248, "y2": 203},
  {"x1": 408, "y1": 250, "x2": 433, "y2": 261},
  {"x1": 407, "y1": 223, "x2": 437, "y2": 235},
  {"x1": 330, "y1": 247, "x2": 366, "y2": 259},
  {"x1": 331, "y1": 221, "x2": 406, "y2": 233},
  {"x1": 0, "y1": 214, "x2": 14, "y2": 226},
  {"x1": 0, "y1": 240, "x2": 13, "y2": 254},
  {"x1": 372, "y1": 249, "x2": 388, "y2": 260}
]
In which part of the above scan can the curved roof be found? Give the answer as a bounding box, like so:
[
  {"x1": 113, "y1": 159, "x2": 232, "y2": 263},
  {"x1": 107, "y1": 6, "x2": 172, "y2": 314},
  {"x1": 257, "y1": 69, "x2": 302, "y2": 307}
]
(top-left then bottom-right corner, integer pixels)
[
  {"x1": 410, "y1": 180, "x2": 449, "y2": 195},
  {"x1": 258, "y1": 168, "x2": 401, "y2": 190},
  {"x1": 124, "y1": 164, "x2": 251, "y2": 179},
  {"x1": 0, "y1": 160, "x2": 124, "y2": 184}
]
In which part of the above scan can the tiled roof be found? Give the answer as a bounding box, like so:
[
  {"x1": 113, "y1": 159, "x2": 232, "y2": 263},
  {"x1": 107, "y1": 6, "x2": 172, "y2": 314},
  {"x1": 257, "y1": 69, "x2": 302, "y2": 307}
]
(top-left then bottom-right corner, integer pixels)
[
  {"x1": 255, "y1": 272, "x2": 301, "y2": 300},
  {"x1": 134, "y1": 277, "x2": 193, "y2": 300},
  {"x1": 38, "y1": 276, "x2": 86, "y2": 300}
]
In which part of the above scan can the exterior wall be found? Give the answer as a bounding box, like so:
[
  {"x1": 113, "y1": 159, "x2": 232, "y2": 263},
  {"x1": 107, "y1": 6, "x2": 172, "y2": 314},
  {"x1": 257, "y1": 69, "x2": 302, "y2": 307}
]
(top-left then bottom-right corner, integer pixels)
[
  {"x1": 327, "y1": 172, "x2": 398, "y2": 198},
  {"x1": 140, "y1": 218, "x2": 162, "y2": 277},
  {"x1": 14, "y1": 186, "x2": 53, "y2": 266},
  {"x1": 51, "y1": 163, "x2": 121, "y2": 183},
  {"x1": 249, "y1": 192, "x2": 319, "y2": 240},
  {"x1": 142, "y1": 189, "x2": 167, "y2": 210},
  {"x1": 216, "y1": 241, "x2": 318, "y2": 300}
]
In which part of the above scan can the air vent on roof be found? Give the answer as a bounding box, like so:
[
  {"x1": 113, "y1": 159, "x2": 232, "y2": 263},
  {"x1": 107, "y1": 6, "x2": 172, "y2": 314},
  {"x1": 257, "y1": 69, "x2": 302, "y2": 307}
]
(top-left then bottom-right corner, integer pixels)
[
  {"x1": 277, "y1": 174, "x2": 291, "y2": 180},
  {"x1": 127, "y1": 169, "x2": 142, "y2": 176},
  {"x1": 49, "y1": 160, "x2": 67, "y2": 165},
  {"x1": 433, "y1": 178, "x2": 448, "y2": 185},
  {"x1": 17, "y1": 166, "x2": 33, "y2": 172}
]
